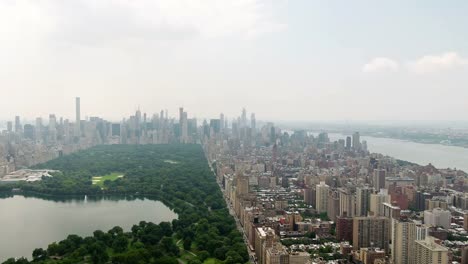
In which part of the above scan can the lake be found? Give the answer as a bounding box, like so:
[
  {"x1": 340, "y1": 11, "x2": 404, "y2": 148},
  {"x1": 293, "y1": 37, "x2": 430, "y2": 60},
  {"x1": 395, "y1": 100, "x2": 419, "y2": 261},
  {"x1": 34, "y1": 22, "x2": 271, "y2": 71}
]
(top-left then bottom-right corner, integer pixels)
[
  {"x1": 326, "y1": 133, "x2": 468, "y2": 172},
  {"x1": 0, "y1": 195, "x2": 177, "y2": 261}
]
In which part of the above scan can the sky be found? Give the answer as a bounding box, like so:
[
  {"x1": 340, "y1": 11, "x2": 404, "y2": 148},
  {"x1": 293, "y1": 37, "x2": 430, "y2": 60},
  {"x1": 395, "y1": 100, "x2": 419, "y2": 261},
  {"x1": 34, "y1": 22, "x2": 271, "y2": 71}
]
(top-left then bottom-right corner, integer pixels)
[{"x1": 0, "y1": 0, "x2": 467, "y2": 122}]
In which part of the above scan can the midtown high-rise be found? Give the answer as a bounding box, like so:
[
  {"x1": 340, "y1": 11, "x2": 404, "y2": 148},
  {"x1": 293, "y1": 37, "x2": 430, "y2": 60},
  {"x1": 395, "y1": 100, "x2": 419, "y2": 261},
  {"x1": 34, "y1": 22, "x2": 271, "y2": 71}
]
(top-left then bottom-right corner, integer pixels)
[{"x1": 75, "y1": 97, "x2": 81, "y2": 138}]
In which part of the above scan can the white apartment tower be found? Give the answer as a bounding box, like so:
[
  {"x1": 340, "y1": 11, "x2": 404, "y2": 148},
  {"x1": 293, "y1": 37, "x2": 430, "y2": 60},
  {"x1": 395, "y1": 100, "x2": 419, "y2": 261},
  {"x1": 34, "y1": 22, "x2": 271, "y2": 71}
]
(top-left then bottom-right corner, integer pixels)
[
  {"x1": 75, "y1": 97, "x2": 81, "y2": 138},
  {"x1": 316, "y1": 181, "x2": 329, "y2": 213}
]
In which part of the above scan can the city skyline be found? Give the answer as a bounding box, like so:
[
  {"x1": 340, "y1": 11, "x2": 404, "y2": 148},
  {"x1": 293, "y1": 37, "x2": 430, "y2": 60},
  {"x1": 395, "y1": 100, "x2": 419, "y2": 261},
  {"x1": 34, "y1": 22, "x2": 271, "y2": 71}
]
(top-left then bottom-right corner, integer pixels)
[
  {"x1": 0, "y1": 98, "x2": 466, "y2": 263},
  {"x1": 1, "y1": 1, "x2": 468, "y2": 121},
  {"x1": 3, "y1": 96, "x2": 468, "y2": 126},
  {"x1": 1, "y1": 2, "x2": 468, "y2": 263},
  {"x1": 0, "y1": 97, "x2": 258, "y2": 125}
]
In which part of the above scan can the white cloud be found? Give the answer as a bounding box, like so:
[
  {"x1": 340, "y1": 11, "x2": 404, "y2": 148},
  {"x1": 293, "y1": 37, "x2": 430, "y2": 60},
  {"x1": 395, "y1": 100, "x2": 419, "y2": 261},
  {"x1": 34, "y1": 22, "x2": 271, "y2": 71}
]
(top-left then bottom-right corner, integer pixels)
[
  {"x1": 362, "y1": 57, "x2": 399, "y2": 73},
  {"x1": 0, "y1": 0, "x2": 286, "y2": 49},
  {"x1": 408, "y1": 52, "x2": 468, "y2": 74}
]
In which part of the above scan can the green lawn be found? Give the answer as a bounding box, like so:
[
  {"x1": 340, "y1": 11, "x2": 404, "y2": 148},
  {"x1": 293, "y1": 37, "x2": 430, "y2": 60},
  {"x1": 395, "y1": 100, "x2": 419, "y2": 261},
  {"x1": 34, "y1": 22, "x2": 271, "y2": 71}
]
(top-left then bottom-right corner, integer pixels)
[{"x1": 92, "y1": 172, "x2": 123, "y2": 188}]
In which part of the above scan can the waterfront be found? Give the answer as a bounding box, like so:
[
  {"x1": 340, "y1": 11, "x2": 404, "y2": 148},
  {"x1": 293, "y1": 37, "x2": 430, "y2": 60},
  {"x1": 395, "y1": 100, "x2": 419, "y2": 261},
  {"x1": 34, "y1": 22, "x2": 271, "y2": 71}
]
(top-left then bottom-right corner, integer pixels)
[
  {"x1": 0, "y1": 195, "x2": 177, "y2": 261},
  {"x1": 327, "y1": 133, "x2": 468, "y2": 172}
]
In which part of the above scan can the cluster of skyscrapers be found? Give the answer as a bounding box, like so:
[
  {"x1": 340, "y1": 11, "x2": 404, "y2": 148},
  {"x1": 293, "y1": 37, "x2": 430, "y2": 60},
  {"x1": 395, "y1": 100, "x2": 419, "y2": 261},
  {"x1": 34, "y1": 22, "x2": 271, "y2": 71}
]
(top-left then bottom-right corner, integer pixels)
[
  {"x1": 1, "y1": 98, "x2": 467, "y2": 263},
  {"x1": 0, "y1": 98, "x2": 260, "y2": 177},
  {"x1": 205, "y1": 119, "x2": 468, "y2": 263}
]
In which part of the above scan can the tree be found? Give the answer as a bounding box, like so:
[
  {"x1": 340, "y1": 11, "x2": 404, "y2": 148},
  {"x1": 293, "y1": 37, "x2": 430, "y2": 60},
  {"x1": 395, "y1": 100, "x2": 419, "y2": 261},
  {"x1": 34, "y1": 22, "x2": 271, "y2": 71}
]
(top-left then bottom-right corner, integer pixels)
[
  {"x1": 131, "y1": 224, "x2": 140, "y2": 236},
  {"x1": 108, "y1": 226, "x2": 124, "y2": 237},
  {"x1": 89, "y1": 241, "x2": 109, "y2": 264},
  {"x1": 47, "y1": 242, "x2": 65, "y2": 256},
  {"x1": 160, "y1": 237, "x2": 179, "y2": 256},
  {"x1": 197, "y1": 251, "x2": 209, "y2": 262},
  {"x1": 32, "y1": 248, "x2": 47, "y2": 261},
  {"x1": 112, "y1": 235, "x2": 129, "y2": 253},
  {"x1": 214, "y1": 246, "x2": 228, "y2": 260},
  {"x1": 93, "y1": 230, "x2": 105, "y2": 240},
  {"x1": 154, "y1": 256, "x2": 178, "y2": 264},
  {"x1": 225, "y1": 250, "x2": 243, "y2": 264},
  {"x1": 183, "y1": 238, "x2": 192, "y2": 250},
  {"x1": 17, "y1": 145, "x2": 245, "y2": 263},
  {"x1": 224, "y1": 256, "x2": 235, "y2": 264},
  {"x1": 159, "y1": 222, "x2": 173, "y2": 237},
  {"x1": 206, "y1": 240, "x2": 223, "y2": 255},
  {"x1": 112, "y1": 248, "x2": 150, "y2": 264},
  {"x1": 3, "y1": 258, "x2": 29, "y2": 264}
]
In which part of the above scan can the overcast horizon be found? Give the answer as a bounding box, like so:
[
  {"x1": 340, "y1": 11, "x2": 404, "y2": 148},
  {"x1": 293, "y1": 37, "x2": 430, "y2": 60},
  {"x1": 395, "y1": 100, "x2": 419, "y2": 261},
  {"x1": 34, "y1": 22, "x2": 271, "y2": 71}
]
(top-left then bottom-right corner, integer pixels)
[{"x1": 1, "y1": 1, "x2": 467, "y2": 122}]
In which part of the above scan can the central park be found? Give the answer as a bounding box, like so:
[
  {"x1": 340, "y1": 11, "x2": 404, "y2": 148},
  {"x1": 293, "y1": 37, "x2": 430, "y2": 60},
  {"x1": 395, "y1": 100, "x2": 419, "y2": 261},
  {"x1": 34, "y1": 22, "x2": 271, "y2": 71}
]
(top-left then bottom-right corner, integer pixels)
[{"x1": 0, "y1": 144, "x2": 248, "y2": 264}]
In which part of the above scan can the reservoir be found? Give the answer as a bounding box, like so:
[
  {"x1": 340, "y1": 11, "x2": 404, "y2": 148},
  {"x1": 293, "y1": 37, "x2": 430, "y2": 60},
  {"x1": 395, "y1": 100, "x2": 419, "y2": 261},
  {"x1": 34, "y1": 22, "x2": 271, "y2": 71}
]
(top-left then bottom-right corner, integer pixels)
[{"x1": 0, "y1": 195, "x2": 177, "y2": 262}]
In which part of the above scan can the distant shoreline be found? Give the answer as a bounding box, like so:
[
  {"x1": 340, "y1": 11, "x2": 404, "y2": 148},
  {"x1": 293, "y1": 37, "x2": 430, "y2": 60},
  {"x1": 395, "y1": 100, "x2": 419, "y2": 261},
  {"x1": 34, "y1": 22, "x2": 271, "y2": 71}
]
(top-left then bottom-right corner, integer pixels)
[
  {"x1": 306, "y1": 130, "x2": 468, "y2": 149},
  {"x1": 304, "y1": 130, "x2": 468, "y2": 173},
  {"x1": 360, "y1": 134, "x2": 468, "y2": 149}
]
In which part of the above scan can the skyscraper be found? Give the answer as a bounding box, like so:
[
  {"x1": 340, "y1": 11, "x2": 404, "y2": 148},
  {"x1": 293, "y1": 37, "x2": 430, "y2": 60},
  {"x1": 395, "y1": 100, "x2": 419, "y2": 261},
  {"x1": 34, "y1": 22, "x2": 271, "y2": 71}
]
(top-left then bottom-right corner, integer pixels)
[
  {"x1": 182, "y1": 112, "x2": 188, "y2": 142},
  {"x1": 414, "y1": 236, "x2": 449, "y2": 264},
  {"x1": 135, "y1": 109, "x2": 142, "y2": 139},
  {"x1": 370, "y1": 189, "x2": 390, "y2": 216},
  {"x1": 179, "y1": 108, "x2": 184, "y2": 139},
  {"x1": 75, "y1": 97, "x2": 81, "y2": 138},
  {"x1": 353, "y1": 216, "x2": 390, "y2": 253},
  {"x1": 220, "y1": 113, "x2": 225, "y2": 131},
  {"x1": 373, "y1": 169, "x2": 386, "y2": 192},
  {"x1": 236, "y1": 172, "x2": 249, "y2": 196},
  {"x1": 391, "y1": 218, "x2": 427, "y2": 264},
  {"x1": 352, "y1": 132, "x2": 361, "y2": 150},
  {"x1": 241, "y1": 108, "x2": 247, "y2": 128},
  {"x1": 251, "y1": 113, "x2": 256, "y2": 130},
  {"x1": 35, "y1": 117, "x2": 42, "y2": 142},
  {"x1": 316, "y1": 181, "x2": 329, "y2": 213},
  {"x1": 179, "y1": 107, "x2": 188, "y2": 143},
  {"x1": 356, "y1": 186, "x2": 372, "y2": 216},
  {"x1": 339, "y1": 188, "x2": 355, "y2": 217},
  {"x1": 23, "y1": 124, "x2": 35, "y2": 140},
  {"x1": 303, "y1": 187, "x2": 316, "y2": 207},
  {"x1": 383, "y1": 202, "x2": 401, "y2": 220},
  {"x1": 49, "y1": 114, "x2": 57, "y2": 143},
  {"x1": 15, "y1": 116, "x2": 21, "y2": 133},
  {"x1": 345, "y1": 136, "x2": 351, "y2": 150},
  {"x1": 209, "y1": 119, "x2": 221, "y2": 135},
  {"x1": 424, "y1": 208, "x2": 451, "y2": 229},
  {"x1": 362, "y1": 140, "x2": 368, "y2": 151},
  {"x1": 76, "y1": 97, "x2": 80, "y2": 121},
  {"x1": 336, "y1": 213, "x2": 354, "y2": 242},
  {"x1": 327, "y1": 189, "x2": 340, "y2": 221}
]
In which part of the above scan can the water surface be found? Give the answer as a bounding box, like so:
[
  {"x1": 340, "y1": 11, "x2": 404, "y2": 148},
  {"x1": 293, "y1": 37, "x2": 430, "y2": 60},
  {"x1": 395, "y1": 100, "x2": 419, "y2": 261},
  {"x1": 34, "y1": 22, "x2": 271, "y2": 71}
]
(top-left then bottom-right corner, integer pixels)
[
  {"x1": 0, "y1": 195, "x2": 177, "y2": 261},
  {"x1": 327, "y1": 133, "x2": 468, "y2": 172}
]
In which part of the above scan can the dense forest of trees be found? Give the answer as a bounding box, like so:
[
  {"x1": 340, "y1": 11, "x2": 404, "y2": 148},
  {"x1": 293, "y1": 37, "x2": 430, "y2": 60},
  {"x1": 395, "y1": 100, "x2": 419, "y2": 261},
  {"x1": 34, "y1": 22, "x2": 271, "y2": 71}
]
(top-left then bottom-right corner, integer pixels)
[{"x1": 2, "y1": 144, "x2": 248, "y2": 264}]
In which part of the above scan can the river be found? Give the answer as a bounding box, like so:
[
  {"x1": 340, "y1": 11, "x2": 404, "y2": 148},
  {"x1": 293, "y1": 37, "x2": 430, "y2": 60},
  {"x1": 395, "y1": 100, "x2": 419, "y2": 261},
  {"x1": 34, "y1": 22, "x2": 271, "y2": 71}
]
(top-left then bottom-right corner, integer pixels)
[
  {"x1": 326, "y1": 133, "x2": 468, "y2": 172},
  {"x1": 0, "y1": 195, "x2": 177, "y2": 261}
]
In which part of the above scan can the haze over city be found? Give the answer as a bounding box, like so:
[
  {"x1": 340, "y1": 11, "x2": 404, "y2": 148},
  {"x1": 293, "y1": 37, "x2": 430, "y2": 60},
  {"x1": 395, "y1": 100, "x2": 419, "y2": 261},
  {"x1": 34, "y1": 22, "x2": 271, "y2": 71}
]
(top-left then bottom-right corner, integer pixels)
[
  {"x1": 1, "y1": 0, "x2": 468, "y2": 121},
  {"x1": 3, "y1": 1, "x2": 468, "y2": 264}
]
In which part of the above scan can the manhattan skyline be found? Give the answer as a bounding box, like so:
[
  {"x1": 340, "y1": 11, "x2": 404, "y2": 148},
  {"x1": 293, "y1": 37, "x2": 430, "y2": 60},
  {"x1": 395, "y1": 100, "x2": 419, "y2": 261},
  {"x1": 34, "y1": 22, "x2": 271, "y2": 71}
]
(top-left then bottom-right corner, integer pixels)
[{"x1": 1, "y1": 2, "x2": 468, "y2": 264}]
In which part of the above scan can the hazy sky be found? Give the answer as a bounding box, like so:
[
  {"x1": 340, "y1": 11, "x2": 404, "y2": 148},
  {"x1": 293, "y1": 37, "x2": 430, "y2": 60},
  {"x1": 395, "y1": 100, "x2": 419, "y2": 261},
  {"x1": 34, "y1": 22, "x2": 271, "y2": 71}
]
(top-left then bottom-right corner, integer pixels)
[{"x1": 1, "y1": 0, "x2": 467, "y2": 122}]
